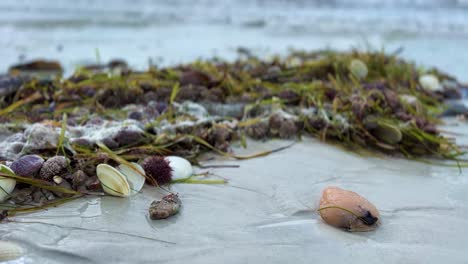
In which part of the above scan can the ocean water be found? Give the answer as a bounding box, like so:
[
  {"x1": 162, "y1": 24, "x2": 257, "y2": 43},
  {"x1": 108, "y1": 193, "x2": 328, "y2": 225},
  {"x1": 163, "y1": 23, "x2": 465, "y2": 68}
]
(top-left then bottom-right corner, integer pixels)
[{"x1": 1, "y1": 0, "x2": 468, "y2": 80}]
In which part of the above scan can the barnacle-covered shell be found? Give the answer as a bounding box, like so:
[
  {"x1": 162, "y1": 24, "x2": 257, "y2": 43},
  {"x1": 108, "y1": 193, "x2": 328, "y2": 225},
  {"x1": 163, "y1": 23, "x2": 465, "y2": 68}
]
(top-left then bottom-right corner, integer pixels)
[
  {"x1": 39, "y1": 156, "x2": 68, "y2": 180},
  {"x1": 10, "y1": 154, "x2": 44, "y2": 178},
  {"x1": 165, "y1": 156, "x2": 193, "y2": 180},
  {"x1": 0, "y1": 165, "x2": 17, "y2": 202},
  {"x1": 0, "y1": 241, "x2": 24, "y2": 261},
  {"x1": 118, "y1": 163, "x2": 145, "y2": 194},
  {"x1": 96, "y1": 164, "x2": 130, "y2": 197},
  {"x1": 318, "y1": 186, "x2": 380, "y2": 232}
]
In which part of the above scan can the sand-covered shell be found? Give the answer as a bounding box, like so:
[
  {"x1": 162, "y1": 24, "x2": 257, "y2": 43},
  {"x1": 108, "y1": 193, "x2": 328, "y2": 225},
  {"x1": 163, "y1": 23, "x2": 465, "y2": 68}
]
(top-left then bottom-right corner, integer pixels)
[
  {"x1": 419, "y1": 74, "x2": 442, "y2": 92},
  {"x1": 0, "y1": 165, "x2": 17, "y2": 202},
  {"x1": 118, "y1": 163, "x2": 145, "y2": 194},
  {"x1": 349, "y1": 59, "x2": 368, "y2": 79},
  {"x1": 0, "y1": 241, "x2": 24, "y2": 261},
  {"x1": 318, "y1": 186, "x2": 380, "y2": 232},
  {"x1": 10, "y1": 154, "x2": 44, "y2": 178},
  {"x1": 96, "y1": 164, "x2": 131, "y2": 197},
  {"x1": 165, "y1": 156, "x2": 193, "y2": 180}
]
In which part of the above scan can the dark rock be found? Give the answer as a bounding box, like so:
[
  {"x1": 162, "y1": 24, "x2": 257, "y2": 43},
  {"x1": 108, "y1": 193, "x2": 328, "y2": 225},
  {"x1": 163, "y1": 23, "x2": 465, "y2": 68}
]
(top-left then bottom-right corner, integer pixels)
[
  {"x1": 112, "y1": 129, "x2": 145, "y2": 147},
  {"x1": 53, "y1": 180, "x2": 73, "y2": 198},
  {"x1": 71, "y1": 170, "x2": 89, "y2": 188},
  {"x1": 85, "y1": 176, "x2": 102, "y2": 191}
]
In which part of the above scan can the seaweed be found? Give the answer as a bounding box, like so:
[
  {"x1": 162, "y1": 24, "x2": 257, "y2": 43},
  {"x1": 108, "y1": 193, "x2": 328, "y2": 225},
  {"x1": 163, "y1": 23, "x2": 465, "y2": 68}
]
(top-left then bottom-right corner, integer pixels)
[{"x1": 1, "y1": 49, "x2": 467, "y2": 216}]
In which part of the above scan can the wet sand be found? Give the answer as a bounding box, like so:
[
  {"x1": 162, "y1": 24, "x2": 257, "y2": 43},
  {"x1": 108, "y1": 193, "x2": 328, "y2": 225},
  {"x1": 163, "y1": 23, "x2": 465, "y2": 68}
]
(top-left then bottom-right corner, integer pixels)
[{"x1": 1, "y1": 119, "x2": 468, "y2": 263}]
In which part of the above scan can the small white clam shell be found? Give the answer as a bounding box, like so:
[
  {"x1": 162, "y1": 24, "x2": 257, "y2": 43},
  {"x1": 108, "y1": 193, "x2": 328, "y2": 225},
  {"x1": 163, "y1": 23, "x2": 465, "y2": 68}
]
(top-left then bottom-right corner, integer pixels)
[
  {"x1": 0, "y1": 241, "x2": 24, "y2": 261},
  {"x1": 118, "y1": 163, "x2": 145, "y2": 194},
  {"x1": 419, "y1": 74, "x2": 442, "y2": 92},
  {"x1": 96, "y1": 164, "x2": 131, "y2": 197},
  {"x1": 166, "y1": 156, "x2": 193, "y2": 180},
  {"x1": 0, "y1": 164, "x2": 17, "y2": 202}
]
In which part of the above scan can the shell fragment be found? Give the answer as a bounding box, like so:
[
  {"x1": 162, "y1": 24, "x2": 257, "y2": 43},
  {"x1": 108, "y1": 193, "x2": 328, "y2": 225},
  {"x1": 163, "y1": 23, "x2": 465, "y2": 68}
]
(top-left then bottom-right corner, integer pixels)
[
  {"x1": 118, "y1": 163, "x2": 146, "y2": 194},
  {"x1": 0, "y1": 164, "x2": 17, "y2": 202}
]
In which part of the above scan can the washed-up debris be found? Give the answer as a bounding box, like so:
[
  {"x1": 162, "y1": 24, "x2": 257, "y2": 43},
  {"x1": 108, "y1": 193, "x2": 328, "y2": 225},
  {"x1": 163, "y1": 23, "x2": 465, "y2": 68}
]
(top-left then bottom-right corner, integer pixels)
[
  {"x1": 318, "y1": 186, "x2": 380, "y2": 232},
  {"x1": 0, "y1": 49, "x2": 467, "y2": 217},
  {"x1": 148, "y1": 193, "x2": 181, "y2": 220}
]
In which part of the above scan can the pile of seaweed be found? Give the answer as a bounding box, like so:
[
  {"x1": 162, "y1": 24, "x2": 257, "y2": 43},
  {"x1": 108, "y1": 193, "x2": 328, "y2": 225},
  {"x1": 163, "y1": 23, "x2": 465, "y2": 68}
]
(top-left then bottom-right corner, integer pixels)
[{"x1": 0, "y1": 50, "x2": 467, "y2": 215}]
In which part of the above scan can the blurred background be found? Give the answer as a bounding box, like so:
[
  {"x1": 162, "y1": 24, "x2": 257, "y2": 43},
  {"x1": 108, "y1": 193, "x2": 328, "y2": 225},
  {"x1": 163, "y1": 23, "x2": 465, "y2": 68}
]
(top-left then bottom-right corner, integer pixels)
[{"x1": 1, "y1": 0, "x2": 468, "y2": 80}]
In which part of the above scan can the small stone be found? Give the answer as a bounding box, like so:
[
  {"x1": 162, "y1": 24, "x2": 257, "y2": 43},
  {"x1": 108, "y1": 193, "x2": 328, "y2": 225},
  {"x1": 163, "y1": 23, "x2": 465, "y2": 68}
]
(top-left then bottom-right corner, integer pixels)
[
  {"x1": 41, "y1": 189, "x2": 56, "y2": 201},
  {"x1": 52, "y1": 180, "x2": 73, "y2": 198},
  {"x1": 10, "y1": 155, "x2": 44, "y2": 178},
  {"x1": 85, "y1": 176, "x2": 102, "y2": 191},
  {"x1": 10, "y1": 188, "x2": 33, "y2": 204},
  {"x1": 71, "y1": 170, "x2": 89, "y2": 188},
  {"x1": 245, "y1": 120, "x2": 269, "y2": 139},
  {"x1": 32, "y1": 190, "x2": 47, "y2": 205},
  {"x1": 149, "y1": 194, "x2": 181, "y2": 220},
  {"x1": 39, "y1": 156, "x2": 68, "y2": 181}
]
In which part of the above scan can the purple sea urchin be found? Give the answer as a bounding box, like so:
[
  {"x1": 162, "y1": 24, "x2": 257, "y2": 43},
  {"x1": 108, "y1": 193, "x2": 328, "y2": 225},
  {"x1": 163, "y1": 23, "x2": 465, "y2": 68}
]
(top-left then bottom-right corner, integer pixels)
[{"x1": 141, "y1": 156, "x2": 173, "y2": 185}]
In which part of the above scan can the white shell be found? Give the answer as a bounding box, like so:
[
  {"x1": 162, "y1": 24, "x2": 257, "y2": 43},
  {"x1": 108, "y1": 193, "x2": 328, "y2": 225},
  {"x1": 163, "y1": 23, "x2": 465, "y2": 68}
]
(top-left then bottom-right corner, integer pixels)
[
  {"x1": 0, "y1": 165, "x2": 17, "y2": 202},
  {"x1": 166, "y1": 156, "x2": 193, "y2": 180},
  {"x1": 400, "y1": 94, "x2": 418, "y2": 105},
  {"x1": 96, "y1": 164, "x2": 131, "y2": 197},
  {"x1": 349, "y1": 59, "x2": 368, "y2": 79},
  {"x1": 0, "y1": 241, "x2": 24, "y2": 261},
  {"x1": 118, "y1": 163, "x2": 145, "y2": 194},
  {"x1": 53, "y1": 175, "x2": 63, "y2": 184},
  {"x1": 419, "y1": 74, "x2": 442, "y2": 92}
]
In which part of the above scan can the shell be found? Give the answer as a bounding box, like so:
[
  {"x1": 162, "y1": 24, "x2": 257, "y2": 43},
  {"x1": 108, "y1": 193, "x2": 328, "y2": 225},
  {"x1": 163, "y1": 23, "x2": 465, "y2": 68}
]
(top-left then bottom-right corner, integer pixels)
[
  {"x1": 149, "y1": 193, "x2": 181, "y2": 220},
  {"x1": 0, "y1": 165, "x2": 17, "y2": 202},
  {"x1": 96, "y1": 164, "x2": 131, "y2": 197},
  {"x1": 53, "y1": 175, "x2": 63, "y2": 184},
  {"x1": 318, "y1": 186, "x2": 380, "y2": 232},
  {"x1": 118, "y1": 163, "x2": 146, "y2": 194},
  {"x1": 349, "y1": 59, "x2": 368, "y2": 79},
  {"x1": 0, "y1": 241, "x2": 24, "y2": 261},
  {"x1": 373, "y1": 122, "x2": 402, "y2": 145},
  {"x1": 165, "y1": 156, "x2": 193, "y2": 180},
  {"x1": 419, "y1": 74, "x2": 442, "y2": 92},
  {"x1": 39, "y1": 156, "x2": 68, "y2": 180},
  {"x1": 9, "y1": 154, "x2": 44, "y2": 178}
]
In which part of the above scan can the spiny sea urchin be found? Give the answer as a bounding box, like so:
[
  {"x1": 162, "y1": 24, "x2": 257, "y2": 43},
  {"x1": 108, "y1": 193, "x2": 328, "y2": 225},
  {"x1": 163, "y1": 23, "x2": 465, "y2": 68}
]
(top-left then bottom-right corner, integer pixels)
[{"x1": 141, "y1": 156, "x2": 173, "y2": 185}]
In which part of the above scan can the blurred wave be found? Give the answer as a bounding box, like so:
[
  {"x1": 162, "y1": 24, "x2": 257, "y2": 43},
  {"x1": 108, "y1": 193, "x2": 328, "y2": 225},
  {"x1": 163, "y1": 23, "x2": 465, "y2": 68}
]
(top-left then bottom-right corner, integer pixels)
[
  {"x1": 1, "y1": 0, "x2": 468, "y2": 81},
  {"x1": 1, "y1": 0, "x2": 468, "y2": 37}
]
